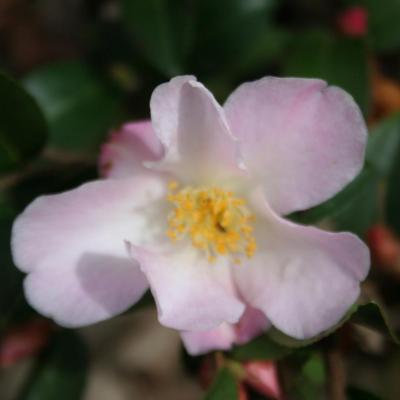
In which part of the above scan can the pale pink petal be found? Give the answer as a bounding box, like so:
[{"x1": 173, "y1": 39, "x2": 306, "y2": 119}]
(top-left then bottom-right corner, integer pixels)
[
  {"x1": 150, "y1": 75, "x2": 197, "y2": 151},
  {"x1": 150, "y1": 78, "x2": 240, "y2": 183},
  {"x1": 12, "y1": 176, "x2": 167, "y2": 326},
  {"x1": 23, "y1": 253, "x2": 147, "y2": 327},
  {"x1": 131, "y1": 245, "x2": 245, "y2": 331},
  {"x1": 181, "y1": 306, "x2": 270, "y2": 355},
  {"x1": 181, "y1": 323, "x2": 236, "y2": 355},
  {"x1": 233, "y1": 192, "x2": 370, "y2": 339},
  {"x1": 234, "y1": 306, "x2": 271, "y2": 345},
  {"x1": 99, "y1": 120, "x2": 164, "y2": 179},
  {"x1": 224, "y1": 77, "x2": 367, "y2": 215}
]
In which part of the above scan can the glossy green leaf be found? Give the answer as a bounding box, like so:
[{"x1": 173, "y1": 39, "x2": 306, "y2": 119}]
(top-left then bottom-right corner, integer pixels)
[
  {"x1": 204, "y1": 368, "x2": 239, "y2": 400},
  {"x1": 334, "y1": 114, "x2": 400, "y2": 236},
  {"x1": 230, "y1": 333, "x2": 292, "y2": 361},
  {"x1": 284, "y1": 30, "x2": 370, "y2": 114},
  {"x1": 333, "y1": 176, "x2": 378, "y2": 237},
  {"x1": 190, "y1": 0, "x2": 276, "y2": 74},
  {"x1": 121, "y1": 0, "x2": 188, "y2": 76},
  {"x1": 24, "y1": 62, "x2": 121, "y2": 152},
  {"x1": 0, "y1": 201, "x2": 23, "y2": 327},
  {"x1": 0, "y1": 195, "x2": 37, "y2": 332},
  {"x1": 351, "y1": 302, "x2": 400, "y2": 344},
  {"x1": 0, "y1": 71, "x2": 47, "y2": 173},
  {"x1": 367, "y1": 113, "x2": 400, "y2": 175},
  {"x1": 18, "y1": 331, "x2": 88, "y2": 400},
  {"x1": 228, "y1": 27, "x2": 290, "y2": 78},
  {"x1": 385, "y1": 138, "x2": 400, "y2": 236}
]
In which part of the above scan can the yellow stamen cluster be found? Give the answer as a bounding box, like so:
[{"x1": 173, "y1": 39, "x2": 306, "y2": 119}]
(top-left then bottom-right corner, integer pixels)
[{"x1": 166, "y1": 182, "x2": 257, "y2": 263}]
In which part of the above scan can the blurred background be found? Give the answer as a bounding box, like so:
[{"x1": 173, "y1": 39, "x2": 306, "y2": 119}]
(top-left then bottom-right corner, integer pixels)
[{"x1": 1, "y1": 0, "x2": 400, "y2": 399}]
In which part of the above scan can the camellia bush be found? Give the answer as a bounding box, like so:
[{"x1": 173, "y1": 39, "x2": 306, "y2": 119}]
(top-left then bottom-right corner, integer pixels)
[{"x1": 1, "y1": 1, "x2": 400, "y2": 399}]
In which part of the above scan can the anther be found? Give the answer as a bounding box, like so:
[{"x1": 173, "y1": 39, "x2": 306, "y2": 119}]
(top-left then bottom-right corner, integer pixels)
[{"x1": 166, "y1": 182, "x2": 257, "y2": 263}]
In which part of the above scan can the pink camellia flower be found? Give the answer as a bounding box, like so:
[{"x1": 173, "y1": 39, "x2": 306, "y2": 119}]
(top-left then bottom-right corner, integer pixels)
[{"x1": 12, "y1": 76, "x2": 370, "y2": 356}]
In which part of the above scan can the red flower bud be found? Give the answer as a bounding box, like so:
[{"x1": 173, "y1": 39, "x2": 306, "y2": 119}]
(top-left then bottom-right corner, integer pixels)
[
  {"x1": 244, "y1": 361, "x2": 281, "y2": 399},
  {"x1": 337, "y1": 6, "x2": 368, "y2": 37},
  {"x1": 367, "y1": 224, "x2": 400, "y2": 268},
  {"x1": 0, "y1": 319, "x2": 52, "y2": 368}
]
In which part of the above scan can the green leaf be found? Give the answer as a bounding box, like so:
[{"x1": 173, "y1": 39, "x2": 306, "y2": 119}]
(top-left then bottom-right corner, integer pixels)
[
  {"x1": 0, "y1": 195, "x2": 37, "y2": 332},
  {"x1": 347, "y1": 386, "x2": 382, "y2": 400},
  {"x1": 121, "y1": 0, "x2": 188, "y2": 76},
  {"x1": 367, "y1": 113, "x2": 400, "y2": 175},
  {"x1": 0, "y1": 201, "x2": 23, "y2": 325},
  {"x1": 205, "y1": 368, "x2": 239, "y2": 400},
  {"x1": 333, "y1": 176, "x2": 378, "y2": 237},
  {"x1": 334, "y1": 114, "x2": 400, "y2": 236},
  {"x1": 23, "y1": 62, "x2": 121, "y2": 152},
  {"x1": 290, "y1": 353, "x2": 326, "y2": 400},
  {"x1": 230, "y1": 334, "x2": 292, "y2": 361},
  {"x1": 385, "y1": 138, "x2": 400, "y2": 236},
  {"x1": 190, "y1": 0, "x2": 276, "y2": 74},
  {"x1": 227, "y1": 27, "x2": 290, "y2": 78},
  {"x1": 302, "y1": 353, "x2": 326, "y2": 386},
  {"x1": 0, "y1": 71, "x2": 47, "y2": 173},
  {"x1": 18, "y1": 331, "x2": 88, "y2": 400},
  {"x1": 283, "y1": 30, "x2": 370, "y2": 114},
  {"x1": 350, "y1": 301, "x2": 400, "y2": 344}
]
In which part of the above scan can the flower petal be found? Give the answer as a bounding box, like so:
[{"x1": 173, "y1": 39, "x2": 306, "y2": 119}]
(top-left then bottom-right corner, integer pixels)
[
  {"x1": 224, "y1": 77, "x2": 367, "y2": 215},
  {"x1": 150, "y1": 78, "x2": 239, "y2": 183},
  {"x1": 180, "y1": 306, "x2": 270, "y2": 355},
  {"x1": 12, "y1": 176, "x2": 167, "y2": 326},
  {"x1": 150, "y1": 75, "x2": 197, "y2": 151},
  {"x1": 131, "y1": 245, "x2": 245, "y2": 331},
  {"x1": 233, "y1": 194, "x2": 370, "y2": 339},
  {"x1": 181, "y1": 323, "x2": 236, "y2": 355},
  {"x1": 23, "y1": 253, "x2": 147, "y2": 328},
  {"x1": 99, "y1": 120, "x2": 164, "y2": 179},
  {"x1": 234, "y1": 306, "x2": 271, "y2": 345}
]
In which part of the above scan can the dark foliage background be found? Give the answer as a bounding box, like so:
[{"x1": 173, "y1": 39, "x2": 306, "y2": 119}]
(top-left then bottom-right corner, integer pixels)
[{"x1": 1, "y1": 1, "x2": 400, "y2": 399}]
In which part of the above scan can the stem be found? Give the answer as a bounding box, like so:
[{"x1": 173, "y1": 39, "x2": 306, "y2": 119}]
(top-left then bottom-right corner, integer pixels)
[{"x1": 326, "y1": 349, "x2": 346, "y2": 400}]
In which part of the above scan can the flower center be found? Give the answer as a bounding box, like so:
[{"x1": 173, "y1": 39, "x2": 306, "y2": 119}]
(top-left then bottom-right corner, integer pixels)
[{"x1": 166, "y1": 182, "x2": 257, "y2": 263}]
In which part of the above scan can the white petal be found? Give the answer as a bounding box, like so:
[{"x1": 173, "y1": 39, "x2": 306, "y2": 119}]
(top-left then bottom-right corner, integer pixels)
[
  {"x1": 233, "y1": 191, "x2": 370, "y2": 339},
  {"x1": 12, "y1": 176, "x2": 167, "y2": 326},
  {"x1": 224, "y1": 77, "x2": 367, "y2": 215}
]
